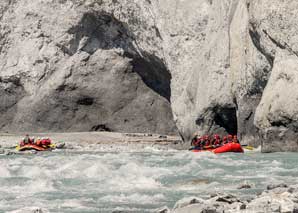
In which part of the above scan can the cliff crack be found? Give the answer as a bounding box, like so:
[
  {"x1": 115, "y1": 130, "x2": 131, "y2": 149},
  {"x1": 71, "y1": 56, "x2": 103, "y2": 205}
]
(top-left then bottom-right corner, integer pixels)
[
  {"x1": 249, "y1": 25, "x2": 274, "y2": 67},
  {"x1": 263, "y1": 29, "x2": 298, "y2": 58}
]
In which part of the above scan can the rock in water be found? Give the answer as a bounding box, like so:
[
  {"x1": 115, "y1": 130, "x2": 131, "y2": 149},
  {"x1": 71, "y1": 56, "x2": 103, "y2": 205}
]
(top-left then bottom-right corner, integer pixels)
[
  {"x1": 238, "y1": 184, "x2": 252, "y2": 189},
  {"x1": 173, "y1": 197, "x2": 204, "y2": 209},
  {"x1": 55, "y1": 142, "x2": 65, "y2": 149}
]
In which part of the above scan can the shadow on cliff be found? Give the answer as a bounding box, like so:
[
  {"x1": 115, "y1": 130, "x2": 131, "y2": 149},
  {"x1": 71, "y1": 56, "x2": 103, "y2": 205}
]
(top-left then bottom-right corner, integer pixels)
[{"x1": 66, "y1": 11, "x2": 171, "y2": 102}]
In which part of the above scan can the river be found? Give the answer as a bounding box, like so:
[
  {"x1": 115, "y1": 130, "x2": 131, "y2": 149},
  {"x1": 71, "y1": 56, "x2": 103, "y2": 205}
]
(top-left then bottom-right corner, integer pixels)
[{"x1": 1, "y1": 146, "x2": 298, "y2": 212}]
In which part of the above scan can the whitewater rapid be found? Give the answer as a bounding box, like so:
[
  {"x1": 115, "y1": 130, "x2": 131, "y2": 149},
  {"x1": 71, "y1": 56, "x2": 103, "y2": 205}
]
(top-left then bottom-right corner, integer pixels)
[{"x1": 1, "y1": 145, "x2": 298, "y2": 212}]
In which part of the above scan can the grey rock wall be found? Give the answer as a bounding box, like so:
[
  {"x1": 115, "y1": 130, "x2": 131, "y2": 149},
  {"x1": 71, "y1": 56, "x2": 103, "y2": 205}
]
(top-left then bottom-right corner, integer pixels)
[
  {"x1": 0, "y1": 0, "x2": 177, "y2": 134},
  {"x1": 0, "y1": 0, "x2": 298, "y2": 151}
]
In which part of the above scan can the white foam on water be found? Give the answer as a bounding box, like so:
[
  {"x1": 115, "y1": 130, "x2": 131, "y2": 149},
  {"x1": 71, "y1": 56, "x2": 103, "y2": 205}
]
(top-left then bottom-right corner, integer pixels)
[
  {"x1": 60, "y1": 198, "x2": 95, "y2": 210},
  {"x1": 1, "y1": 145, "x2": 298, "y2": 212},
  {"x1": 3, "y1": 179, "x2": 55, "y2": 196},
  {"x1": 7, "y1": 207, "x2": 50, "y2": 213},
  {"x1": 0, "y1": 163, "x2": 11, "y2": 177},
  {"x1": 83, "y1": 163, "x2": 111, "y2": 178},
  {"x1": 99, "y1": 193, "x2": 166, "y2": 204}
]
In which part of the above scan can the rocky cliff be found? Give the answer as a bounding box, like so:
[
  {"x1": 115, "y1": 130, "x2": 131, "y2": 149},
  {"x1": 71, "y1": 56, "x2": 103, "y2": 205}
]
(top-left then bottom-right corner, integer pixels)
[{"x1": 0, "y1": 0, "x2": 297, "y2": 151}]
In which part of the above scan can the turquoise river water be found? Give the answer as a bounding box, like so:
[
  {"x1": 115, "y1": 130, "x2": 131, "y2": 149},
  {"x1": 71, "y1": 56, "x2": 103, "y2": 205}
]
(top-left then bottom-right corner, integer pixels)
[{"x1": 1, "y1": 147, "x2": 298, "y2": 212}]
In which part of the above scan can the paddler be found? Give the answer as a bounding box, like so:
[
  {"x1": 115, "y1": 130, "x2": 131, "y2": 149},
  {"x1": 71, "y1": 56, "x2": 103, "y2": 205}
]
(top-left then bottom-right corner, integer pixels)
[
  {"x1": 20, "y1": 134, "x2": 31, "y2": 146},
  {"x1": 203, "y1": 135, "x2": 211, "y2": 149},
  {"x1": 232, "y1": 135, "x2": 239, "y2": 143},
  {"x1": 194, "y1": 136, "x2": 203, "y2": 150},
  {"x1": 35, "y1": 138, "x2": 42, "y2": 146},
  {"x1": 213, "y1": 134, "x2": 221, "y2": 147},
  {"x1": 222, "y1": 136, "x2": 228, "y2": 144},
  {"x1": 191, "y1": 134, "x2": 199, "y2": 146},
  {"x1": 41, "y1": 137, "x2": 52, "y2": 148},
  {"x1": 227, "y1": 134, "x2": 233, "y2": 143}
]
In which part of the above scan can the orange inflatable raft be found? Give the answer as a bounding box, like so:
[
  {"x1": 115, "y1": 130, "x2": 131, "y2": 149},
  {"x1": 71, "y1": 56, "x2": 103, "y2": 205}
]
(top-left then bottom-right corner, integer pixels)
[{"x1": 192, "y1": 143, "x2": 244, "y2": 154}]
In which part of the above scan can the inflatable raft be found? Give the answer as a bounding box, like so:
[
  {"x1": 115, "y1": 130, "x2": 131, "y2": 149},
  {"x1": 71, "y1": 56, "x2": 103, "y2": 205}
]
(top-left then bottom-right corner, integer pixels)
[
  {"x1": 192, "y1": 143, "x2": 244, "y2": 154},
  {"x1": 16, "y1": 143, "x2": 64, "y2": 152}
]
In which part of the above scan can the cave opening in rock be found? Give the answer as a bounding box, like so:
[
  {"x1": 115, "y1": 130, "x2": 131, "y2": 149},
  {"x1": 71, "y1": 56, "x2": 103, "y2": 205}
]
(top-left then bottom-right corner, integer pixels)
[{"x1": 213, "y1": 106, "x2": 238, "y2": 135}]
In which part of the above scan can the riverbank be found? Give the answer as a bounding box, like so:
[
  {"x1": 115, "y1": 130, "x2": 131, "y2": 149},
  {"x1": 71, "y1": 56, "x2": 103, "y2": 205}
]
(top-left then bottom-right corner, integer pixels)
[{"x1": 0, "y1": 131, "x2": 182, "y2": 151}]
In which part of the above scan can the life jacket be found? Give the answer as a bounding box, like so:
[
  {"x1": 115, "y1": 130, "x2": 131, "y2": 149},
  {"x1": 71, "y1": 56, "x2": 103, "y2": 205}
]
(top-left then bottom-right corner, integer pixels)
[
  {"x1": 35, "y1": 139, "x2": 42, "y2": 146},
  {"x1": 214, "y1": 139, "x2": 221, "y2": 145},
  {"x1": 41, "y1": 139, "x2": 51, "y2": 146},
  {"x1": 232, "y1": 138, "x2": 239, "y2": 144},
  {"x1": 194, "y1": 139, "x2": 201, "y2": 147}
]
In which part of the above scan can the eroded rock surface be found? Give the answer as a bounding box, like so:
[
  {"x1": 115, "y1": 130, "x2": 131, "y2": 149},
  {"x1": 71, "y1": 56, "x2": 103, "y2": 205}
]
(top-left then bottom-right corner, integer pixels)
[
  {"x1": 171, "y1": 184, "x2": 298, "y2": 213},
  {"x1": 0, "y1": 0, "x2": 177, "y2": 134},
  {"x1": 1, "y1": 0, "x2": 298, "y2": 151}
]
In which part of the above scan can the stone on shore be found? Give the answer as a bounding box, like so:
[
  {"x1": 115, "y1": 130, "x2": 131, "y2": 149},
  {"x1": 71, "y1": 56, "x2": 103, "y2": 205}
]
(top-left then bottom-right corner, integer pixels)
[{"x1": 170, "y1": 184, "x2": 298, "y2": 213}]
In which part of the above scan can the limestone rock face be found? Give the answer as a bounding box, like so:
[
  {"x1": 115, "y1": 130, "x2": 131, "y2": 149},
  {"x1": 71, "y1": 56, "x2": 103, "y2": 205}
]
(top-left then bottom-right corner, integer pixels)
[
  {"x1": 0, "y1": 0, "x2": 177, "y2": 134},
  {"x1": 1, "y1": 0, "x2": 298, "y2": 151}
]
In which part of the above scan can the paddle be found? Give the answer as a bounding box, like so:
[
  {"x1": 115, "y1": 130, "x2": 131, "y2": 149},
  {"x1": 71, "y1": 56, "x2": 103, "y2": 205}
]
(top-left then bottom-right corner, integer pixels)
[{"x1": 241, "y1": 144, "x2": 254, "y2": 150}]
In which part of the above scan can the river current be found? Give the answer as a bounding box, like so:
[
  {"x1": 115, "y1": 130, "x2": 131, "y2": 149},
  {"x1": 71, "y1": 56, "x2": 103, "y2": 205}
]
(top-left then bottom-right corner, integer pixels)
[{"x1": 1, "y1": 146, "x2": 298, "y2": 212}]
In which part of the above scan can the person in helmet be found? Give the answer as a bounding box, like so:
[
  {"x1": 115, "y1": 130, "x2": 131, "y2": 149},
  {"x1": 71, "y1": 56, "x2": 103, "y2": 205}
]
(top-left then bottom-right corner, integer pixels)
[
  {"x1": 232, "y1": 135, "x2": 239, "y2": 144},
  {"x1": 191, "y1": 134, "x2": 199, "y2": 146},
  {"x1": 41, "y1": 137, "x2": 52, "y2": 147},
  {"x1": 227, "y1": 134, "x2": 233, "y2": 143},
  {"x1": 194, "y1": 137, "x2": 203, "y2": 150},
  {"x1": 20, "y1": 134, "x2": 31, "y2": 147},
  {"x1": 222, "y1": 136, "x2": 228, "y2": 144},
  {"x1": 190, "y1": 134, "x2": 203, "y2": 150},
  {"x1": 203, "y1": 135, "x2": 211, "y2": 149},
  {"x1": 35, "y1": 138, "x2": 42, "y2": 146},
  {"x1": 213, "y1": 134, "x2": 221, "y2": 147}
]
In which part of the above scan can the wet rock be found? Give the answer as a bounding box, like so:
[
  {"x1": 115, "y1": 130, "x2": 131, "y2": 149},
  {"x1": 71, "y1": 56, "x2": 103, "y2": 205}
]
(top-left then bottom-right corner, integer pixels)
[
  {"x1": 55, "y1": 142, "x2": 65, "y2": 149},
  {"x1": 213, "y1": 194, "x2": 241, "y2": 204},
  {"x1": 156, "y1": 206, "x2": 170, "y2": 213},
  {"x1": 267, "y1": 183, "x2": 288, "y2": 190},
  {"x1": 173, "y1": 197, "x2": 204, "y2": 209},
  {"x1": 237, "y1": 184, "x2": 252, "y2": 189},
  {"x1": 172, "y1": 203, "x2": 218, "y2": 213}
]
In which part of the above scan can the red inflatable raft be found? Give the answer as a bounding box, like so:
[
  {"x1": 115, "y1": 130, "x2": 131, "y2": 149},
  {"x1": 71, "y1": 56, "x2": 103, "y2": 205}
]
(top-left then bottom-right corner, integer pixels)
[
  {"x1": 213, "y1": 143, "x2": 243, "y2": 154},
  {"x1": 192, "y1": 143, "x2": 244, "y2": 154},
  {"x1": 17, "y1": 144, "x2": 47, "y2": 151}
]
